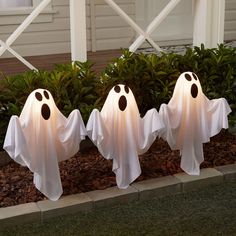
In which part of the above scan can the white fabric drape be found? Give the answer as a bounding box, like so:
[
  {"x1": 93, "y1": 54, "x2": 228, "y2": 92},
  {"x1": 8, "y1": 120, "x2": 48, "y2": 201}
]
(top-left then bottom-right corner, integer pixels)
[
  {"x1": 0, "y1": 0, "x2": 32, "y2": 8},
  {"x1": 159, "y1": 72, "x2": 231, "y2": 175},
  {"x1": 87, "y1": 84, "x2": 165, "y2": 189},
  {"x1": 4, "y1": 89, "x2": 87, "y2": 200}
]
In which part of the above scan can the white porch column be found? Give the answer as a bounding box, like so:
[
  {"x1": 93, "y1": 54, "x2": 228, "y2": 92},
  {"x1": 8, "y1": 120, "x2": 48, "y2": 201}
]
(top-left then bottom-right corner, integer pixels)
[
  {"x1": 193, "y1": 0, "x2": 225, "y2": 48},
  {"x1": 70, "y1": 0, "x2": 87, "y2": 62}
]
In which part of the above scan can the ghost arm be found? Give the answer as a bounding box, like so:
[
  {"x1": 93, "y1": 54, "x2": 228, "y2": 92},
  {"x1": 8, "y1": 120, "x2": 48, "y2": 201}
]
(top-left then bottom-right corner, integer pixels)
[
  {"x1": 86, "y1": 109, "x2": 112, "y2": 159},
  {"x1": 3, "y1": 115, "x2": 31, "y2": 167},
  {"x1": 138, "y1": 108, "x2": 165, "y2": 154},
  {"x1": 58, "y1": 109, "x2": 87, "y2": 161},
  {"x1": 207, "y1": 98, "x2": 232, "y2": 137},
  {"x1": 159, "y1": 103, "x2": 180, "y2": 149}
]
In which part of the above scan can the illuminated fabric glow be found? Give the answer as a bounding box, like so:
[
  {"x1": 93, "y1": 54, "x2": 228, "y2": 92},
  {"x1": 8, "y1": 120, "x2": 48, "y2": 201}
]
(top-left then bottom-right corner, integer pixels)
[
  {"x1": 87, "y1": 84, "x2": 165, "y2": 189},
  {"x1": 159, "y1": 72, "x2": 231, "y2": 175},
  {"x1": 3, "y1": 89, "x2": 86, "y2": 200}
]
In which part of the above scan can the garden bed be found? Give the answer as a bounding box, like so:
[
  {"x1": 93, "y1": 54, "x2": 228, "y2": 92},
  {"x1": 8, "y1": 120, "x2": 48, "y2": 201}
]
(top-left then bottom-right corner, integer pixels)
[
  {"x1": 0, "y1": 44, "x2": 236, "y2": 208},
  {"x1": 0, "y1": 130, "x2": 235, "y2": 208}
]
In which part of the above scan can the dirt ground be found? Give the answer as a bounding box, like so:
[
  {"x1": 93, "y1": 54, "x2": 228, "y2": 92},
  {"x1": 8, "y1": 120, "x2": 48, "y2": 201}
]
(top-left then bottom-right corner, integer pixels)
[{"x1": 0, "y1": 130, "x2": 235, "y2": 208}]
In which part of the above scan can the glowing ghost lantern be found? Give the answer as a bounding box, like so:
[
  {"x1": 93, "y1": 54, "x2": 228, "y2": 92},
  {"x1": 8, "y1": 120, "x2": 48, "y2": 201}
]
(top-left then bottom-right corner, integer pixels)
[
  {"x1": 86, "y1": 84, "x2": 165, "y2": 189},
  {"x1": 3, "y1": 89, "x2": 87, "y2": 200},
  {"x1": 159, "y1": 72, "x2": 231, "y2": 175}
]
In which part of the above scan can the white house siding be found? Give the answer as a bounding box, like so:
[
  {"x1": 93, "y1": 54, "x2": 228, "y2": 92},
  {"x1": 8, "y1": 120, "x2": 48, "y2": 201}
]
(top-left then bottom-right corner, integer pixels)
[
  {"x1": 91, "y1": 0, "x2": 135, "y2": 51},
  {"x1": 0, "y1": 0, "x2": 135, "y2": 58},
  {"x1": 0, "y1": 0, "x2": 92, "y2": 58},
  {"x1": 0, "y1": 0, "x2": 236, "y2": 59},
  {"x1": 136, "y1": 0, "x2": 236, "y2": 47},
  {"x1": 135, "y1": 0, "x2": 193, "y2": 47},
  {"x1": 225, "y1": 0, "x2": 236, "y2": 41}
]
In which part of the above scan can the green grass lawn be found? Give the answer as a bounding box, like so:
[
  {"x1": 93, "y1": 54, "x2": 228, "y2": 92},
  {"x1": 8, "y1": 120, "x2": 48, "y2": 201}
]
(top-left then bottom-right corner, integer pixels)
[{"x1": 1, "y1": 181, "x2": 236, "y2": 236}]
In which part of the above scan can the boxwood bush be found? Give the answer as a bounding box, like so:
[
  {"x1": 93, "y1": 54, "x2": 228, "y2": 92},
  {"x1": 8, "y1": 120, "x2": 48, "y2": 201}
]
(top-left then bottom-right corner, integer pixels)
[
  {"x1": 0, "y1": 44, "x2": 235, "y2": 149},
  {"x1": 0, "y1": 61, "x2": 101, "y2": 149},
  {"x1": 100, "y1": 44, "x2": 236, "y2": 123}
]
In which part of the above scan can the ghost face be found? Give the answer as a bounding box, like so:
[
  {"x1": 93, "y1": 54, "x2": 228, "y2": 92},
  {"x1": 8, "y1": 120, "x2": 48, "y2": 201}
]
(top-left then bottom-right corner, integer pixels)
[
  {"x1": 101, "y1": 84, "x2": 139, "y2": 124},
  {"x1": 183, "y1": 72, "x2": 199, "y2": 98},
  {"x1": 172, "y1": 72, "x2": 203, "y2": 103},
  {"x1": 103, "y1": 84, "x2": 137, "y2": 111},
  {"x1": 114, "y1": 84, "x2": 129, "y2": 111},
  {"x1": 20, "y1": 89, "x2": 62, "y2": 126},
  {"x1": 34, "y1": 90, "x2": 51, "y2": 120}
]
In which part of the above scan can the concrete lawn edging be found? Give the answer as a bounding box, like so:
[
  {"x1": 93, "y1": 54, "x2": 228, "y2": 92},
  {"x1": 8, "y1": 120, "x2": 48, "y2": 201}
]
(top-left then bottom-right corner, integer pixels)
[{"x1": 0, "y1": 165, "x2": 236, "y2": 227}]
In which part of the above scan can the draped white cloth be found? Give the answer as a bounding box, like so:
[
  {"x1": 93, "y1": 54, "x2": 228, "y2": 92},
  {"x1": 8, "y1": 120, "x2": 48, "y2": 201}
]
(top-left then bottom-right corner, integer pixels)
[
  {"x1": 159, "y1": 72, "x2": 231, "y2": 175},
  {"x1": 4, "y1": 89, "x2": 86, "y2": 200},
  {"x1": 87, "y1": 84, "x2": 165, "y2": 189},
  {"x1": 0, "y1": 0, "x2": 32, "y2": 8}
]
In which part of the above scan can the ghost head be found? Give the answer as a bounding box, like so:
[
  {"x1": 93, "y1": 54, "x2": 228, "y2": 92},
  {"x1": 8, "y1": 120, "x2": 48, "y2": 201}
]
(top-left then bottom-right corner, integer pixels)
[
  {"x1": 112, "y1": 84, "x2": 130, "y2": 110},
  {"x1": 101, "y1": 84, "x2": 139, "y2": 124},
  {"x1": 159, "y1": 72, "x2": 231, "y2": 175},
  {"x1": 4, "y1": 89, "x2": 86, "y2": 200},
  {"x1": 170, "y1": 72, "x2": 205, "y2": 123},
  {"x1": 23, "y1": 89, "x2": 54, "y2": 121},
  {"x1": 20, "y1": 89, "x2": 63, "y2": 139},
  {"x1": 87, "y1": 84, "x2": 164, "y2": 189},
  {"x1": 174, "y1": 72, "x2": 201, "y2": 99}
]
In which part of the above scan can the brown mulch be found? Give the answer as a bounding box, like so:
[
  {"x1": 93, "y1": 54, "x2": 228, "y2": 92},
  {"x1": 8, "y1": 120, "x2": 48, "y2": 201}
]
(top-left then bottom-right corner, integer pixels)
[{"x1": 0, "y1": 130, "x2": 236, "y2": 208}]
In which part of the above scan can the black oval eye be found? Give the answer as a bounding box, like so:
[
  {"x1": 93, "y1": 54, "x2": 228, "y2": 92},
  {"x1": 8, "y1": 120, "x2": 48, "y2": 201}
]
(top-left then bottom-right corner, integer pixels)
[
  {"x1": 41, "y1": 104, "x2": 51, "y2": 120},
  {"x1": 124, "y1": 85, "x2": 129, "y2": 94},
  {"x1": 185, "y1": 73, "x2": 192, "y2": 81},
  {"x1": 44, "y1": 90, "x2": 49, "y2": 99},
  {"x1": 191, "y1": 84, "x2": 198, "y2": 98},
  {"x1": 114, "y1": 85, "x2": 121, "y2": 93},
  {"x1": 192, "y1": 73, "x2": 198, "y2": 81},
  {"x1": 35, "y1": 92, "x2": 42, "y2": 101}
]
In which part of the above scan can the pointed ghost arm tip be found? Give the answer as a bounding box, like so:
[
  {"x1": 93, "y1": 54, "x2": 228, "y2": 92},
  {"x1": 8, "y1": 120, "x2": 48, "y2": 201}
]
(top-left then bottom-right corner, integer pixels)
[
  {"x1": 208, "y1": 97, "x2": 232, "y2": 137},
  {"x1": 138, "y1": 108, "x2": 166, "y2": 154},
  {"x1": 86, "y1": 109, "x2": 108, "y2": 143},
  {"x1": 62, "y1": 109, "x2": 87, "y2": 140},
  {"x1": 3, "y1": 115, "x2": 30, "y2": 167}
]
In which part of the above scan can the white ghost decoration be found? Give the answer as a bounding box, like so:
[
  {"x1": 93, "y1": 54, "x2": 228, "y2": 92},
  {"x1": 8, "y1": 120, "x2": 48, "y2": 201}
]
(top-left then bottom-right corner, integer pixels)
[
  {"x1": 86, "y1": 84, "x2": 165, "y2": 189},
  {"x1": 3, "y1": 89, "x2": 87, "y2": 200},
  {"x1": 159, "y1": 72, "x2": 231, "y2": 175}
]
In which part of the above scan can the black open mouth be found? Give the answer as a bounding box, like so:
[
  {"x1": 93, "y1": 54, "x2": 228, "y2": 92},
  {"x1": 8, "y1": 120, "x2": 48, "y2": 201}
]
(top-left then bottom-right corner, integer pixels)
[
  {"x1": 118, "y1": 95, "x2": 127, "y2": 111},
  {"x1": 191, "y1": 83, "x2": 198, "y2": 98},
  {"x1": 41, "y1": 103, "x2": 51, "y2": 120}
]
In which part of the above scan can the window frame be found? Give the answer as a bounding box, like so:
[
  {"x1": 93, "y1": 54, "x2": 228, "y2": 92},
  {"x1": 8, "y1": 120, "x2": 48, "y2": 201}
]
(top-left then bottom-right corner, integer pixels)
[{"x1": 0, "y1": 0, "x2": 55, "y2": 24}]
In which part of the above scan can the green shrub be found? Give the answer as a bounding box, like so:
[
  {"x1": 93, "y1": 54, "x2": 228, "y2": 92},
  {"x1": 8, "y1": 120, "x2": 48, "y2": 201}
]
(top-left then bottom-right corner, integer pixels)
[
  {"x1": 43, "y1": 61, "x2": 101, "y2": 121},
  {"x1": 172, "y1": 44, "x2": 236, "y2": 125},
  {"x1": 99, "y1": 49, "x2": 179, "y2": 116},
  {"x1": 0, "y1": 70, "x2": 44, "y2": 149},
  {"x1": 0, "y1": 44, "x2": 235, "y2": 149},
  {"x1": 0, "y1": 61, "x2": 101, "y2": 148},
  {"x1": 100, "y1": 45, "x2": 236, "y2": 123}
]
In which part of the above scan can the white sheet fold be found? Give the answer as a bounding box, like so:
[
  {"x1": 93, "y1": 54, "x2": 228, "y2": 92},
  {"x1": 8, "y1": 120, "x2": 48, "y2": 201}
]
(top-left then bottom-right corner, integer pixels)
[
  {"x1": 159, "y1": 72, "x2": 231, "y2": 175},
  {"x1": 87, "y1": 84, "x2": 165, "y2": 188},
  {"x1": 4, "y1": 89, "x2": 86, "y2": 200}
]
